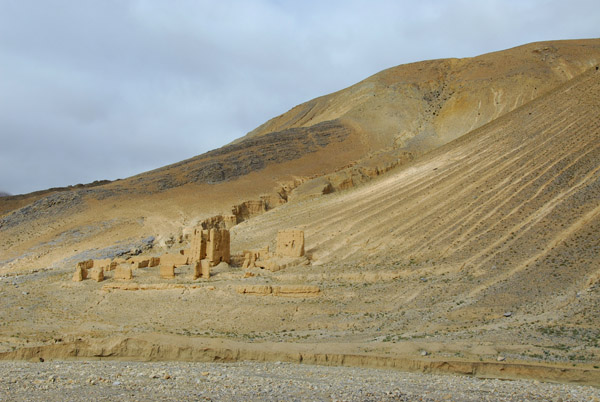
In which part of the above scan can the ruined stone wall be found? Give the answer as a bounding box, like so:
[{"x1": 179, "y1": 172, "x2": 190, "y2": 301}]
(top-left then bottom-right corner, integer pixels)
[
  {"x1": 188, "y1": 229, "x2": 208, "y2": 264},
  {"x1": 276, "y1": 230, "x2": 305, "y2": 257},
  {"x1": 206, "y1": 229, "x2": 230, "y2": 265}
]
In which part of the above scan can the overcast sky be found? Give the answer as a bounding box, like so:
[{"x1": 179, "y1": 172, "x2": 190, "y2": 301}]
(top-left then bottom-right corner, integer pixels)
[{"x1": 0, "y1": 0, "x2": 598, "y2": 195}]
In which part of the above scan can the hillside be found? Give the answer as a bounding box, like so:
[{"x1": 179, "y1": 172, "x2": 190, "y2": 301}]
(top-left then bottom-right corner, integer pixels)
[
  {"x1": 0, "y1": 39, "x2": 599, "y2": 383},
  {"x1": 2, "y1": 39, "x2": 600, "y2": 276}
]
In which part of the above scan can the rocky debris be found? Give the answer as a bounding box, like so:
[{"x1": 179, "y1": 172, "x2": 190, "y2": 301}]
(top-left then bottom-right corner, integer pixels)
[
  {"x1": 182, "y1": 120, "x2": 351, "y2": 185},
  {"x1": 0, "y1": 360, "x2": 597, "y2": 402},
  {"x1": 0, "y1": 191, "x2": 83, "y2": 230},
  {"x1": 65, "y1": 236, "x2": 155, "y2": 266},
  {"x1": 126, "y1": 119, "x2": 350, "y2": 192}
]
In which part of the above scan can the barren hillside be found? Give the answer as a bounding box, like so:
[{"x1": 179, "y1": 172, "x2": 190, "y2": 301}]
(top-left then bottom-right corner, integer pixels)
[{"x1": 0, "y1": 39, "x2": 599, "y2": 383}]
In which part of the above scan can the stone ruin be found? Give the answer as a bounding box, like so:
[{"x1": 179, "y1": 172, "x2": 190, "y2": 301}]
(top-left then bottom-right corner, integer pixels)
[
  {"x1": 241, "y1": 229, "x2": 307, "y2": 272},
  {"x1": 114, "y1": 264, "x2": 132, "y2": 280},
  {"x1": 72, "y1": 228, "x2": 230, "y2": 282},
  {"x1": 276, "y1": 229, "x2": 305, "y2": 257},
  {"x1": 71, "y1": 228, "x2": 308, "y2": 283}
]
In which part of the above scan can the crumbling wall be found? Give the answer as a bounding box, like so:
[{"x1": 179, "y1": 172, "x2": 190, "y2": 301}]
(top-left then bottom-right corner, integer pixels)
[
  {"x1": 72, "y1": 266, "x2": 86, "y2": 282},
  {"x1": 276, "y1": 230, "x2": 305, "y2": 257},
  {"x1": 206, "y1": 229, "x2": 230, "y2": 265},
  {"x1": 90, "y1": 267, "x2": 104, "y2": 282},
  {"x1": 189, "y1": 229, "x2": 208, "y2": 264},
  {"x1": 193, "y1": 260, "x2": 211, "y2": 279},
  {"x1": 160, "y1": 264, "x2": 175, "y2": 279},
  {"x1": 160, "y1": 252, "x2": 188, "y2": 267},
  {"x1": 114, "y1": 265, "x2": 133, "y2": 280}
]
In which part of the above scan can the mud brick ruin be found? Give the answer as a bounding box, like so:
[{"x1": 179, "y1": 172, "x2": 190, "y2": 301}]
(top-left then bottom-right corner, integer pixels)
[
  {"x1": 276, "y1": 230, "x2": 305, "y2": 257},
  {"x1": 188, "y1": 228, "x2": 230, "y2": 266},
  {"x1": 114, "y1": 264, "x2": 133, "y2": 280},
  {"x1": 72, "y1": 228, "x2": 232, "y2": 282},
  {"x1": 242, "y1": 229, "x2": 306, "y2": 272},
  {"x1": 89, "y1": 267, "x2": 104, "y2": 282},
  {"x1": 72, "y1": 228, "x2": 307, "y2": 282}
]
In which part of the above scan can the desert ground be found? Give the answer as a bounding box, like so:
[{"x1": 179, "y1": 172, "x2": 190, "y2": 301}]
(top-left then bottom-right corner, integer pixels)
[{"x1": 1, "y1": 360, "x2": 599, "y2": 401}]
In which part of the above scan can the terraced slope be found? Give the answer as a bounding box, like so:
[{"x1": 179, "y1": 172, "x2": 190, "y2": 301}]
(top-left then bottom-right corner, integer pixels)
[{"x1": 227, "y1": 65, "x2": 600, "y2": 350}]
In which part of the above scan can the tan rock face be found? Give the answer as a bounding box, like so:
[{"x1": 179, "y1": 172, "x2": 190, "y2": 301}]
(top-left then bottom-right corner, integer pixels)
[
  {"x1": 114, "y1": 265, "x2": 133, "y2": 280},
  {"x1": 276, "y1": 230, "x2": 305, "y2": 257},
  {"x1": 148, "y1": 257, "x2": 161, "y2": 267}
]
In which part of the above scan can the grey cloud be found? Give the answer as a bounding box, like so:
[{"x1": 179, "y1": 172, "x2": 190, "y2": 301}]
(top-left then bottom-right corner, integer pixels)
[{"x1": 0, "y1": 0, "x2": 598, "y2": 194}]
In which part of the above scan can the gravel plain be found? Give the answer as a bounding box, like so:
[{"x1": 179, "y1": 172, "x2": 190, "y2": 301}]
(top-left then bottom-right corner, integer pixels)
[{"x1": 0, "y1": 360, "x2": 598, "y2": 402}]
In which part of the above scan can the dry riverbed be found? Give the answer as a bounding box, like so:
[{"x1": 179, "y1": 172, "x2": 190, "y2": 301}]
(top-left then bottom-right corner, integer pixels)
[{"x1": 0, "y1": 360, "x2": 598, "y2": 401}]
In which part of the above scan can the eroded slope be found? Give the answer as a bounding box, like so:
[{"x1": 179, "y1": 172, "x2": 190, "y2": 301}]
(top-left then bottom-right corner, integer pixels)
[{"x1": 0, "y1": 64, "x2": 598, "y2": 377}]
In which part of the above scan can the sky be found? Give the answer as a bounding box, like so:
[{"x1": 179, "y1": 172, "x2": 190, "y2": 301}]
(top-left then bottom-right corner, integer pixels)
[{"x1": 0, "y1": 0, "x2": 598, "y2": 195}]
